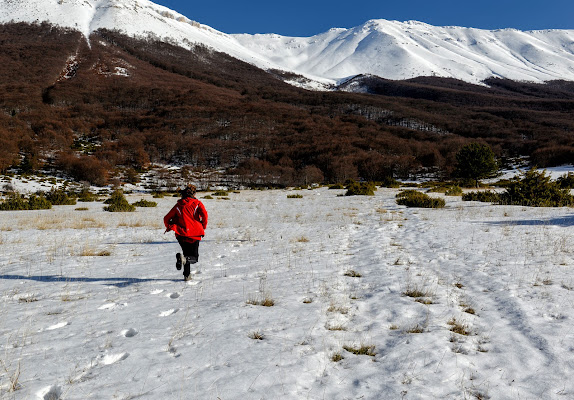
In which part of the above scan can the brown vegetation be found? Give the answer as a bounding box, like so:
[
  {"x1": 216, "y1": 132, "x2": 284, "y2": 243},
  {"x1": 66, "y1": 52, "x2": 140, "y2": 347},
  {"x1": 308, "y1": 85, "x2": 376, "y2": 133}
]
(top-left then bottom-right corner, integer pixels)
[{"x1": 1, "y1": 22, "x2": 573, "y2": 185}]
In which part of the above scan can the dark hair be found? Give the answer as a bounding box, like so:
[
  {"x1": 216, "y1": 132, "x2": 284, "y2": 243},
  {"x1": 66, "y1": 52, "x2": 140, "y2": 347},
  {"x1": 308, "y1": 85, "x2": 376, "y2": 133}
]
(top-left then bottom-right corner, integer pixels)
[{"x1": 180, "y1": 184, "x2": 197, "y2": 198}]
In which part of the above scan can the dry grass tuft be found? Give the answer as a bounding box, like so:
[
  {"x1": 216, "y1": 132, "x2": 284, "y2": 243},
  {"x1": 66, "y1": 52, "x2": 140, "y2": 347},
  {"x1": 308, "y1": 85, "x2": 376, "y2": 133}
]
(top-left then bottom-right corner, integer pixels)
[
  {"x1": 246, "y1": 293, "x2": 275, "y2": 307},
  {"x1": 325, "y1": 323, "x2": 347, "y2": 331},
  {"x1": 403, "y1": 284, "x2": 433, "y2": 299},
  {"x1": 405, "y1": 324, "x2": 425, "y2": 334},
  {"x1": 344, "y1": 270, "x2": 362, "y2": 278},
  {"x1": 327, "y1": 302, "x2": 349, "y2": 315},
  {"x1": 343, "y1": 344, "x2": 376, "y2": 357},
  {"x1": 18, "y1": 295, "x2": 38, "y2": 303},
  {"x1": 448, "y1": 317, "x2": 471, "y2": 336},
  {"x1": 79, "y1": 247, "x2": 111, "y2": 257},
  {"x1": 248, "y1": 331, "x2": 264, "y2": 340}
]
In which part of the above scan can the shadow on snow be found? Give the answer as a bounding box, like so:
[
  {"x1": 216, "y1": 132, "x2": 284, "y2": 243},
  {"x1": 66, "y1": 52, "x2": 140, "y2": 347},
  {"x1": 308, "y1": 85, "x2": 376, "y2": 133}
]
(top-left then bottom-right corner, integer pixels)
[
  {"x1": 0, "y1": 274, "x2": 180, "y2": 287},
  {"x1": 485, "y1": 214, "x2": 574, "y2": 227}
]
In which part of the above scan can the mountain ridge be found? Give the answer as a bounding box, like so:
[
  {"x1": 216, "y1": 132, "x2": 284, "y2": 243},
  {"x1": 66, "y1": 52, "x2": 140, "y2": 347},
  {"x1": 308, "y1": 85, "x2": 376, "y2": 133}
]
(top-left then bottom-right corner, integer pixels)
[
  {"x1": 234, "y1": 19, "x2": 574, "y2": 84},
  {"x1": 2, "y1": 0, "x2": 574, "y2": 86}
]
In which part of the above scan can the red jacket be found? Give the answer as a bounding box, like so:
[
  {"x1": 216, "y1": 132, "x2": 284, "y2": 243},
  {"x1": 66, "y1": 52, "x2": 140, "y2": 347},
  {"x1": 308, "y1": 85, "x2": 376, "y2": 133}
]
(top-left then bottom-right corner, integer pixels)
[{"x1": 164, "y1": 197, "x2": 208, "y2": 242}]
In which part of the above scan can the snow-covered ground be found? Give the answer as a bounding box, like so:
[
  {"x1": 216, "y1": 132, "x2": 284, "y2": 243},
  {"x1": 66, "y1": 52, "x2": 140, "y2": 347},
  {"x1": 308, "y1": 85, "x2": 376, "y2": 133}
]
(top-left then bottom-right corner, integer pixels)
[{"x1": 1, "y1": 188, "x2": 574, "y2": 399}]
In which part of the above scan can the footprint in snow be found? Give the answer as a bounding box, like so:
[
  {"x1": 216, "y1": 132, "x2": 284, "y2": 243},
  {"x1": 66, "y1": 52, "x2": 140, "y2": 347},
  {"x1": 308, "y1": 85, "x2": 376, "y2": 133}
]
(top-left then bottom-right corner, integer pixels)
[
  {"x1": 100, "y1": 352, "x2": 129, "y2": 365},
  {"x1": 121, "y1": 328, "x2": 138, "y2": 338},
  {"x1": 167, "y1": 292, "x2": 181, "y2": 299},
  {"x1": 42, "y1": 321, "x2": 68, "y2": 331},
  {"x1": 159, "y1": 308, "x2": 178, "y2": 317},
  {"x1": 37, "y1": 384, "x2": 62, "y2": 400},
  {"x1": 98, "y1": 302, "x2": 127, "y2": 310}
]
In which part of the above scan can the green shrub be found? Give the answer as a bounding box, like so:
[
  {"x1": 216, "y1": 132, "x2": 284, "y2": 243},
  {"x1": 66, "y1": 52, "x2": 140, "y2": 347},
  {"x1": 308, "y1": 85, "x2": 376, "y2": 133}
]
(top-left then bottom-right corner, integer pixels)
[
  {"x1": 345, "y1": 181, "x2": 376, "y2": 196},
  {"x1": 499, "y1": 169, "x2": 574, "y2": 207},
  {"x1": 428, "y1": 184, "x2": 461, "y2": 195},
  {"x1": 557, "y1": 173, "x2": 574, "y2": 189},
  {"x1": 132, "y1": 199, "x2": 157, "y2": 207},
  {"x1": 430, "y1": 185, "x2": 448, "y2": 193},
  {"x1": 490, "y1": 179, "x2": 514, "y2": 188},
  {"x1": 0, "y1": 193, "x2": 52, "y2": 210},
  {"x1": 396, "y1": 190, "x2": 445, "y2": 208},
  {"x1": 28, "y1": 194, "x2": 52, "y2": 210},
  {"x1": 445, "y1": 186, "x2": 463, "y2": 196},
  {"x1": 104, "y1": 190, "x2": 135, "y2": 212},
  {"x1": 0, "y1": 193, "x2": 31, "y2": 210},
  {"x1": 45, "y1": 188, "x2": 77, "y2": 205},
  {"x1": 287, "y1": 194, "x2": 303, "y2": 199},
  {"x1": 328, "y1": 183, "x2": 345, "y2": 190},
  {"x1": 379, "y1": 176, "x2": 400, "y2": 188},
  {"x1": 212, "y1": 191, "x2": 228, "y2": 197},
  {"x1": 77, "y1": 189, "x2": 99, "y2": 202},
  {"x1": 462, "y1": 190, "x2": 501, "y2": 203}
]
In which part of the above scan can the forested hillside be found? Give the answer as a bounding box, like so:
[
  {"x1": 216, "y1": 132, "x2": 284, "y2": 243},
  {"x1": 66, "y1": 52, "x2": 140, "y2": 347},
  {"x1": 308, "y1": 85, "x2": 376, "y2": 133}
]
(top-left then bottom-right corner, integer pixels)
[{"x1": 1, "y1": 22, "x2": 573, "y2": 186}]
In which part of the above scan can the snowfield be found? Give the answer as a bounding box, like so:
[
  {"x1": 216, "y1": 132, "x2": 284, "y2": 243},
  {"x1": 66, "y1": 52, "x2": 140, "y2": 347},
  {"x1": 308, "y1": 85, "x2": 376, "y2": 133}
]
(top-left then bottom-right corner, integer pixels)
[{"x1": 1, "y1": 188, "x2": 574, "y2": 399}]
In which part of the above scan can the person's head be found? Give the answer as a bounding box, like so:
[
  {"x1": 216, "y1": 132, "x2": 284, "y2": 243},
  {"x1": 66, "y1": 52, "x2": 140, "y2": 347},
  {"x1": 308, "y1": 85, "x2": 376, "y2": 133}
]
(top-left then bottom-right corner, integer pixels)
[{"x1": 180, "y1": 184, "x2": 197, "y2": 198}]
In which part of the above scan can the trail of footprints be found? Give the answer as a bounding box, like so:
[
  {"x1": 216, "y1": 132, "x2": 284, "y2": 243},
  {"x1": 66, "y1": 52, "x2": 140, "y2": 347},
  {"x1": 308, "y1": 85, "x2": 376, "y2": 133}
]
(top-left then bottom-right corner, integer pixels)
[{"x1": 39, "y1": 288, "x2": 185, "y2": 397}]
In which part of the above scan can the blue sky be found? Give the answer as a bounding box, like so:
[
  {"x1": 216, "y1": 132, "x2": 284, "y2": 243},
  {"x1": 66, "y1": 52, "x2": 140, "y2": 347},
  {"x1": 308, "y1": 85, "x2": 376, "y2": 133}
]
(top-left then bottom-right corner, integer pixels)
[{"x1": 154, "y1": 0, "x2": 572, "y2": 36}]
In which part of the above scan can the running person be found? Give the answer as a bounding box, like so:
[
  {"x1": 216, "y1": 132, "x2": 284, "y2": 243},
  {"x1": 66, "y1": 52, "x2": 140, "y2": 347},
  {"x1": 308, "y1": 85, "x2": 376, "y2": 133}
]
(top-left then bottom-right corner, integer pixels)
[{"x1": 164, "y1": 184, "x2": 208, "y2": 280}]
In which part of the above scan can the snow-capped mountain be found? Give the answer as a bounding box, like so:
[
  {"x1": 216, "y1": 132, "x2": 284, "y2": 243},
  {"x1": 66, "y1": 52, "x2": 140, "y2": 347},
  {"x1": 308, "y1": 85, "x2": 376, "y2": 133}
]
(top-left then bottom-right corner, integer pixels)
[
  {"x1": 3, "y1": 0, "x2": 574, "y2": 85},
  {"x1": 234, "y1": 20, "x2": 574, "y2": 84}
]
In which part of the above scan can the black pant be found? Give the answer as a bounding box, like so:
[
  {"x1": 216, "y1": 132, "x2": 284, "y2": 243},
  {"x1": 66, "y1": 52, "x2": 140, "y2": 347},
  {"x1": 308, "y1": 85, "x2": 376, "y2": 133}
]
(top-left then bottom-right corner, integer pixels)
[{"x1": 177, "y1": 238, "x2": 199, "y2": 276}]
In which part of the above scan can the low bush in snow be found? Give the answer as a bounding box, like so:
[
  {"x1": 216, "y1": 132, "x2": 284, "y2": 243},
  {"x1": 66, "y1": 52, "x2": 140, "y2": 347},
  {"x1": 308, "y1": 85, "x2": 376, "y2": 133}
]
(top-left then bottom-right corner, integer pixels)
[
  {"x1": 345, "y1": 181, "x2": 376, "y2": 196},
  {"x1": 445, "y1": 186, "x2": 463, "y2": 196},
  {"x1": 0, "y1": 192, "x2": 52, "y2": 210},
  {"x1": 132, "y1": 199, "x2": 157, "y2": 207},
  {"x1": 396, "y1": 190, "x2": 445, "y2": 208},
  {"x1": 77, "y1": 189, "x2": 99, "y2": 202},
  {"x1": 104, "y1": 190, "x2": 135, "y2": 212},
  {"x1": 429, "y1": 184, "x2": 463, "y2": 196},
  {"x1": 379, "y1": 176, "x2": 400, "y2": 188},
  {"x1": 45, "y1": 188, "x2": 76, "y2": 205},
  {"x1": 462, "y1": 190, "x2": 501, "y2": 203},
  {"x1": 499, "y1": 169, "x2": 574, "y2": 207},
  {"x1": 557, "y1": 172, "x2": 574, "y2": 189}
]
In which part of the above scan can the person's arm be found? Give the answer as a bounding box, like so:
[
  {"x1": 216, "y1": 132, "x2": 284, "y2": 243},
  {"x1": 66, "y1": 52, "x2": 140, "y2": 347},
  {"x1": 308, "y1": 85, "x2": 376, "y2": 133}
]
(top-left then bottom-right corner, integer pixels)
[
  {"x1": 164, "y1": 206, "x2": 176, "y2": 230},
  {"x1": 197, "y1": 201, "x2": 208, "y2": 229}
]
